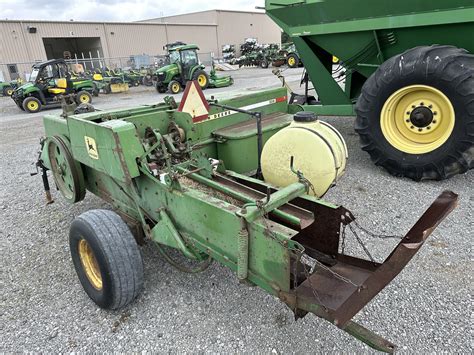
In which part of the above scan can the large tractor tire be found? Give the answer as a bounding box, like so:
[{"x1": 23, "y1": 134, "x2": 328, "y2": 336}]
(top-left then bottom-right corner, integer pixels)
[
  {"x1": 355, "y1": 45, "x2": 474, "y2": 180},
  {"x1": 69, "y1": 209, "x2": 144, "y2": 309},
  {"x1": 287, "y1": 54, "x2": 299, "y2": 68},
  {"x1": 193, "y1": 70, "x2": 209, "y2": 90},
  {"x1": 22, "y1": 97, "x2": 42, "y2": 113}
]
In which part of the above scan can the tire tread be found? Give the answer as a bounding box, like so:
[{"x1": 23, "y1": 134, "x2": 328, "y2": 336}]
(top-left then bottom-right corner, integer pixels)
[
  {"x1": 355, "y1": 45, "x2": 474, "y2": 180},
  {"x1": 74, "y1": 209, "x2": 143, "y2": 309}
]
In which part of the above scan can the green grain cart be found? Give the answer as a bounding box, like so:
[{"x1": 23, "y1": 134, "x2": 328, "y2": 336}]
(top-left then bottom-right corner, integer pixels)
[{"x1": 265, "y1": 0, "x2": 474, "y2": 180}]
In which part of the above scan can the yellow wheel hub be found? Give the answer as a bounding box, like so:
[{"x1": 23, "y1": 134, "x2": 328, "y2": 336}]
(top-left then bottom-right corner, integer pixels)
[
  {"x1": 288, "y1": 57, "x2": 296, "y2": 66},
  {"x1": 380, "y1": 85, "x2": 455, "y2": 154},
  {"x1": 171, "y1": 83, "x2": 180, "y2": 93},
  {"x1": 28, "y1": 101, "x2": 39, "y2": 111},
  {"x1": 197, "y1": 74, "x2": 207, "y2": 87},
  {"x1": 79, "y1": 94, "x2": 90, "y2": 103},
  {"x1": 78, "y1": 239, "x2": 102, "y2": 290},
  {"x1": 7, "y1": 89, "x2": 13, "y2": 96}
]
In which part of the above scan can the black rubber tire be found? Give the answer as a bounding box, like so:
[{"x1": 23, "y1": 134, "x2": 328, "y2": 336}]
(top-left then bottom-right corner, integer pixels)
[
  {"x1": 192, "y1": 70, "x2": 209, "y2": 90},
  {"x1": 355, "y1": 45, "x2": 474, "y2": 180},
  {"x1": 69, "y1": 209, "x2": 144, "y2": 310},
  {"x1": 168, "y1": 80, "x2": 181, "y2": 94},
  {"x1": 287, "y1": 54, "x2": 299, "y2": 68},
  {"x1": 75, "y1": 90, "x2": 93, "y2": 105},
  {"x1": 260, "y1": 60, "x2": 269, "y2": 69},
  {"x1": 3, "y1": 86, "x2": 13, "y2": 96},
  {"x1": 156, "y1": 83, "x2": 167, "y2": 93},
  {"x1": 22, "y1": 96, "x2": 42, "y2": 113}
]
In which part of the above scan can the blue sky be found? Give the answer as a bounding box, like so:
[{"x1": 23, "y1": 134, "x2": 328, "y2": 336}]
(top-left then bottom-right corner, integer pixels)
[{"x1": 0, "y1": 0, "x2": 265, "y2": 21}]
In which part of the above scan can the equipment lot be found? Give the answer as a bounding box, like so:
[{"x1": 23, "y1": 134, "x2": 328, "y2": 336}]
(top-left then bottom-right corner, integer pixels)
[{"x1": 1, "y1": 68, "x2": 472, "y2": 352}]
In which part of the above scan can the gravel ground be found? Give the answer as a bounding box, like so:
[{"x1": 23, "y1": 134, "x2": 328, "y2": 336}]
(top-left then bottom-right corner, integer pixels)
[{"x1": 1, "y1": 67, "x2": 472, "y2": 353}]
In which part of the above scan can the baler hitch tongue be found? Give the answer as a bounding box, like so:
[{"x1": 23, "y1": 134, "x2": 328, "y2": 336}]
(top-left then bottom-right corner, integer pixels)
[{"x1": 294, "y1": 190, "x2": 458, "y2": 352}]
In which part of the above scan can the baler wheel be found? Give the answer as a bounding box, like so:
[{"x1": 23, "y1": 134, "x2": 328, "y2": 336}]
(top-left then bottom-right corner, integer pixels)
[
  {"x1": 47, "y1": 136, "x2": 86, "y2": 203},
  {"x1": 355, "y1": 45, "x2": 474, "y2": 180},
  {"x1": 69, "y1": 209, "x2": 144, "y2": 309}
]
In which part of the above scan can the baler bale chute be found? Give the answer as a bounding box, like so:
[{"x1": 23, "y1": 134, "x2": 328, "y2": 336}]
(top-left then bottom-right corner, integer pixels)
[
  {"x1": 35, "y1": 82, "x2": 457, "y2": 352},
  {"x1": 265, "y1": 0, "x2": 474, "y2": 181}
]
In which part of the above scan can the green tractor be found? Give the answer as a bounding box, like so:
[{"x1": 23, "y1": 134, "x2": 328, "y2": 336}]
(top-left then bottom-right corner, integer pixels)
[
  {"x1": 154, "y1": 44, "x2": 232, "y2": 94},
  {"x1": 12, "y1": 59, "x2": 95, "y2": 113}
]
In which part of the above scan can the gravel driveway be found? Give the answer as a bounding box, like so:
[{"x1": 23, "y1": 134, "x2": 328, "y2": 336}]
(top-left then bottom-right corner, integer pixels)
[{"x1": 1, "y1": 68, "x2": 472, "y2": 352}]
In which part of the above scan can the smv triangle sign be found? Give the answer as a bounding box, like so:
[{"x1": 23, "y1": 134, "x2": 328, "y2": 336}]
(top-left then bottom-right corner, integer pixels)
[{"x1": 177, "y1": 80, "x2": 210, "y2": 123}]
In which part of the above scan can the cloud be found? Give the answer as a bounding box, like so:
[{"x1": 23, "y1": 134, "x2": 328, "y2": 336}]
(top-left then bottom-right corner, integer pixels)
[{"x1": 0, "y1": 0, "x2": 265, "y2": 22}]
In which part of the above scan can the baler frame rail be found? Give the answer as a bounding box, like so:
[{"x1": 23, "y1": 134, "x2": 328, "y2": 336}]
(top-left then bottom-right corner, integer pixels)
[{"x1": 168, "y1": 164, "x2": 457, "y2": 352}]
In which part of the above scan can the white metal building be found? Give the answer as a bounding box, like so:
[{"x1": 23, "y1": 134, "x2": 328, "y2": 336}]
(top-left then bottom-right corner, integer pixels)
[{"x1": 0, "y1": 10, "x2": 281, "y2": 81}]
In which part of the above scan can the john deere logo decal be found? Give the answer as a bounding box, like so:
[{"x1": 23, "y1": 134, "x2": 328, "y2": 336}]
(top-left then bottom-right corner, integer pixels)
[{"x1": 85, "y1": 136, "x2": 99, "y2": 159}]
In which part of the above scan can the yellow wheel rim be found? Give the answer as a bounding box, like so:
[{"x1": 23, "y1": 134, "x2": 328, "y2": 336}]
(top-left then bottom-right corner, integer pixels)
[
  {"x1": 79, "y1": 94, "x2": 90, "y2": 103},
  {"x1": 28, "y1": 101, "x2": 39, "y2": 111},
  {"x1": 288, "y1": 57, "x2": 296, "y2": 66},
  {"x1": 380, "y1": 85, "x2": 455, "y2": 154},
  {"x1": 78, "y1": 239, "x2": 102, "y2": 290},
  {"x1": 197, "y1": 74, "x2": 207, "y2": 87},
  {"x1": 7, "y1": 89, "x2": 13, "y2": 96},
  {"x1": 171, "y1": 83, "x2": 180, "y2": 93}
]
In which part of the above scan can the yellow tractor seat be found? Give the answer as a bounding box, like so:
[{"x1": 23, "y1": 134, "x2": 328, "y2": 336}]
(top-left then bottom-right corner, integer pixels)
[
  {"x1": 56, "y1": 78, "x2": 67, "y2": 88},
  {"x1": 93, "y1": 73, "x2": 103, "y2": 81},
  {"x1": 48, "y1": 88, "x2": 66, "y2": 94},
  {"x1": 48, "y1": 78, "x2": 67, "y2": 94}
]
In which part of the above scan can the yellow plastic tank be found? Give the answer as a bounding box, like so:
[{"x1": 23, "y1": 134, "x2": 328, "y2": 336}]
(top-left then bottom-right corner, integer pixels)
[{"x1": 261, "y1": 111, "x2": 347, "y2": 197}]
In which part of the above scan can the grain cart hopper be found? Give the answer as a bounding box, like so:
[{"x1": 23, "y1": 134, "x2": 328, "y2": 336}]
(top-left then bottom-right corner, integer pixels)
[
  {"x1": 34, "y1": 83, "x2": 457, "y2": 352},
  {"x1": 265, "y1": 0, "x2": 474, "y2": 181}
]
